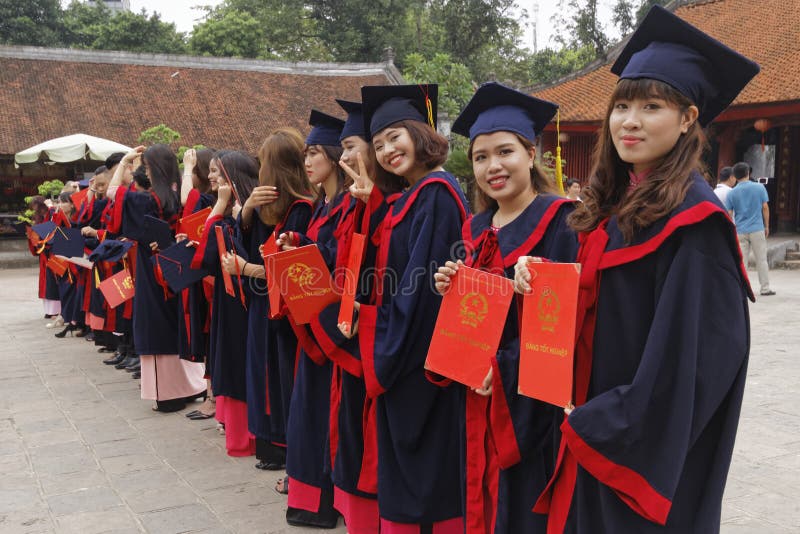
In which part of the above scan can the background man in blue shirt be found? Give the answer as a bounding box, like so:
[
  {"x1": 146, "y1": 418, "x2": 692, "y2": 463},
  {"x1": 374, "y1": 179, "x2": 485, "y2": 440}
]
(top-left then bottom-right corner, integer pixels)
[{"x1": 725, "y1": 161, "x2": 775, "y2": 296}]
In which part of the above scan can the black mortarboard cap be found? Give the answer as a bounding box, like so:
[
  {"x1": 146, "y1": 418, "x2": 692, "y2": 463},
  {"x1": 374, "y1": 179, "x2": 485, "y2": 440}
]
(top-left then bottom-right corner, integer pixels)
[
  {"x1": 361, "y1": 84, "x2": 438, "y2": 138},
  {"x1": 51, "y1": 227, "x2": 85, "y2": 258},
  {"x1": 610, "y1": 5, "x2": 760, "y2": 126},
  {"x1": 88, "y1": 239, "x2": 133, "y2": 263},
  {"x1": 150, "y1": 241, "x2": 208, "y2": 293},
  {"x1": 32, "y1": 221, "x2": 57, "y2": 239},
  {"x1": 452, "y1": 82, "x2": 558, "y2": 142},
  {"x1": 336, "y1": 99, "x2": 366, "y2": 142},
  {"x1": 306, "y1": 110, "x2": 346, "y2": 147},
  {"x1": 143, "y1": 215, "x2": 174, "y2": 251}
]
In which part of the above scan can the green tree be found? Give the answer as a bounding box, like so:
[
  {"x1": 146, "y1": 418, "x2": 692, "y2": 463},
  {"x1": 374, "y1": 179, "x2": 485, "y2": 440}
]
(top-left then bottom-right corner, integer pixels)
[
  {"x1": 189, "y1": 10, "x2": 261, "y2": 58},
  {"x1": 88, "y1": 9, "x2": 185, "y2": 54},
  {"x1": 635, "y1": 0, "x2": 670, "y2": 23},
  {"x1": 402, "y1": 53, "x2": 473, "y2": 117},
  {"x1": 200, "y1": 0, "x2": 331, "y2": 61},
  {"x1": 61, "y1": 0, "x2": 110, "y2": 48},
  {"x1": 612, "y1": 0, "x2": 636, "y2": 35},
  {"x1": 0, "y1": 0, "x2": 63, "y2": 47},
  {"x1": 139, "y1": 124, "x2": 181, "y2": 146}
]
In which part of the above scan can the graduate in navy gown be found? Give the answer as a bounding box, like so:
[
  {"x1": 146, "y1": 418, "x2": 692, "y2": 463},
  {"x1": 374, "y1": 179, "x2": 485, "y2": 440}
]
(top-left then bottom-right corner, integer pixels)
[
  {"x1": 274, "y1": 110, "x2": 352, "y2": 529},
  {"x1": 27, "y1": 196, "x2": 60, "y2": 317},
  {"x1": 51, "y1": 193, "x2": 82, "y2": 337},
  {"x1": 334, "y1": 84, "x2": 469, "y2": 533},
  {"x1": 308, "y1": 98, "x2": 408, "y2": 534},
  {"x1": 193, "y1": 151, "x2": 258, "y2": 456},
  {"x1": 220, "y1": 129, "x2": 313, "y2": 467},
  {"x1": 111, "y1": 144, "x2": 206, "y2": 412},
  {"x1": 176, "y1": 148, "x2": 216, "y2": 419},
  {"x1": 515, "y1": 7, "x2": 758, "y2": 533},
  {"x1": 434, "y1": 82, "x2": 578, "y2": 534}
]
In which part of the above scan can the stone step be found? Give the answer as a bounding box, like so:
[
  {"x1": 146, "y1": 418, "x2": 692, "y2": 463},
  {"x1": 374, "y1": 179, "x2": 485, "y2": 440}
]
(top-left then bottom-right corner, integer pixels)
[
  {"x1": 785, "y1": 251, "x2": 800, "y2": 261},
  {"x1": 774, "y1": 259, "x2": 800, "y2": 270}
]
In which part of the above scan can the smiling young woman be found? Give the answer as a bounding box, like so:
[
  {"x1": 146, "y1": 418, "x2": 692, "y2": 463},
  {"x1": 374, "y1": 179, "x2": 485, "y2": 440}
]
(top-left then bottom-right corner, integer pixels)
[
  {"x1": 340, "y1": 84, "x2": 470, "y2": 533},
  {"x1": 433, "y1": 82, "x2": 578, "y2": 534},
  {"x1": 516, "y1": 6, "x2": 760, "y2": 533}
]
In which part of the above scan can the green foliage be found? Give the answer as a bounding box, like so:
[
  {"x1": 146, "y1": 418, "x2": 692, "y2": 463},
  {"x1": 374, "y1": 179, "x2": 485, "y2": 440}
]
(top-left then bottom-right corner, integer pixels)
[
  {"x1": 635, "y1": 0, "x2": 670, "y2": 23},
  {"x1": 445, "y1": 148, "x2": 473, "y2": 181},
  {"x1": 38, "y1": 179, "x2": 65, "y2": 199},
  {"x1": 138, "y1": 124, "x2": 181, "y2": 146},
  {"x1": 17, "y1": 209, "x2": 34, "y2": 224},
  {"x1": 612, "y1": 0, "x2": 636, "y2": 35},
  {"x1": 200, "y1": 0, "x2": 331, "y2": 61},
  {"x1": 88, "y1": 9, "x2": 186, "y2": 54},
  {"x1": 540, "y1": 150, "x2": 567, "y2": 182},
  {"x1": 402, "y1": 53, "x2": 473, "y2": 117},
  {"x1": 61, "y1": 0, "x2": 110, "y2": 48},
  {"x1": 189, "y1": 9, "x2": 263, "y2": 58},
  {"x1": 0, "y1": 0, "x2": 63, "y2": 47}
]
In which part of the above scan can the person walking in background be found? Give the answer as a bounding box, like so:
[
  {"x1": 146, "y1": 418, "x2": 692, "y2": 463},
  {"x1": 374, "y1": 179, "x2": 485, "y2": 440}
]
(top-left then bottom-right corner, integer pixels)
[
  {"x1": 714, "y1": 166, "x2": 735, "y2": 205},
  {"x1": 565, "y1": 178, "x2": 582, "y2": 200},
  {"x1": 726, "y1": 161, "x2": 775, "y2": 296}
]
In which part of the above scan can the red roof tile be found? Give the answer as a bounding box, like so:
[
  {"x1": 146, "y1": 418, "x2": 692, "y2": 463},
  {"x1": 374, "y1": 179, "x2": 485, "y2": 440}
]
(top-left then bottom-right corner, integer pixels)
[
  {"x1": 0, "y1": 47, "x2": 398, "y2": 156},
  {"x1": 533, "y1": 0, "x2": 800, "y2": 124}
]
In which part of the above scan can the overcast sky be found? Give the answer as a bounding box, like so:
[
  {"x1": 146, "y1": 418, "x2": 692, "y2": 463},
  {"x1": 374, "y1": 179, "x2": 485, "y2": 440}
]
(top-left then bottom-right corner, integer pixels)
[{"x1": 87, "y1": 0, "x2": 621, "y2": 53}]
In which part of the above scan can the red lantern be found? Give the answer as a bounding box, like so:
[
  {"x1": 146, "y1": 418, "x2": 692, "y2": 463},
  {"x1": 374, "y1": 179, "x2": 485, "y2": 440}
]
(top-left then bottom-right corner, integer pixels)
[
  {"x1": 753, "y1": 119, "x2": 772, "y2": 132},
  {"x1": 753, "y1": 119, "x2": 772, "y2": 152}
]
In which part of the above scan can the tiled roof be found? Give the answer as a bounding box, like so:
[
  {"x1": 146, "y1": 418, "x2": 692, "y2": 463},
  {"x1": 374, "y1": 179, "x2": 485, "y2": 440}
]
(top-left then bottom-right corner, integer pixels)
[
  {"x1": 532, "y1": 0, "x2": 800, "y2": 124},
  {"x1": 0, "y1": 46, "x2": 399, "y2": 156}
]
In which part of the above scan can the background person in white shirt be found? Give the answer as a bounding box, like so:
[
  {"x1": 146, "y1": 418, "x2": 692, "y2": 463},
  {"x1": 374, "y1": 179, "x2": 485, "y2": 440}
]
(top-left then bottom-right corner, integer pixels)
[{"x1": 714, "y1": 166, "x2": 735, "y2": 205}]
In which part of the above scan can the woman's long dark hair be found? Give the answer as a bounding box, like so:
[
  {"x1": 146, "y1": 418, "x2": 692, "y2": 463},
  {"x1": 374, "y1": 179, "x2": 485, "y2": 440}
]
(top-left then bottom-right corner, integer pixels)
[
  {"x1": 257, "y1": 128, "x2": 314, "y2": 225},
  {"x1": 569, "y1": 78, "x2": 707, "y2": 242},
  {"x1": 142, "y1": 144, "x2": 181, "y2": 219},
  {"x1": 467, "y1": 133, "x2": 557, "y2": 214},
  {"x1": 194, "y1": 148, "x2": 214, "y2": 194},
  {"x1": 214, "y1": 150, "x2": 259, "y2": 205}
]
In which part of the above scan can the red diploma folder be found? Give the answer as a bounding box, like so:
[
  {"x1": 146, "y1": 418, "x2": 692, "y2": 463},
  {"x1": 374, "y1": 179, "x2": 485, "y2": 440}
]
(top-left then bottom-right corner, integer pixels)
[
  {"x1": 99, "y1": 268, "x2": 135, "y2": 308},
  {"x1": 260, "y1": 231, "x2": 282, "y2": 319},
  {"x1": 424, "y1": 266, "x2": 514, "y2": 389},
  {"x1": 272, "y1": 245, "x2": 337, "y2": 324},
  {"x1": 46, "y1": 256, "x2": 69, "y2": 277},
  {"x1": 71, "y1": 189, "x2": 89, "y2": 212},
  {"x1": 518, "y1": 262, "x2": 581, "y2": 407},
  {"x1": 179, "y1": 207, "x2": 212, "y2": 242},
  {"x1": 337, "y1": 233, "x2": 366, "y2": 335},
  {"x1": 214, "y1": 225, "x2": 235, "y2": 297}
]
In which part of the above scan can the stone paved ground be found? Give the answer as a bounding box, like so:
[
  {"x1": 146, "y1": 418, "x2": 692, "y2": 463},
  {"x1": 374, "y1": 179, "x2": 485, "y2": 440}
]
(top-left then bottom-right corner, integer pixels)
[{"x1": 0, "y1": 267, "x2": 798, "y2": 533}]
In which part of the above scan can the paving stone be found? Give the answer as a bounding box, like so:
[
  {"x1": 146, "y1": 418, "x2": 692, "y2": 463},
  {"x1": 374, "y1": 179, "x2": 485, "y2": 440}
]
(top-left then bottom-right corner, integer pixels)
[
  {"x1": 0, "y1": 486, "x2": 44, "y2": 513},
  {"x1": 46, "y1": 485, "x2": 124, "y2": 516},
  {"x1": 53, "y1": 508, "x2": 140, "y2": 534},
  {"x1": 39, "y1": 469, "x2": 109, "y2": 496},
  {"x1": 0, "y1": 506, "x2": 55, "y2": 534},
  {"x1": 138, "y1": 503, "x2": 223, "y2": 533},
  {"x1": 122, "y1": 484, "x2": 199, "y2": 513}
]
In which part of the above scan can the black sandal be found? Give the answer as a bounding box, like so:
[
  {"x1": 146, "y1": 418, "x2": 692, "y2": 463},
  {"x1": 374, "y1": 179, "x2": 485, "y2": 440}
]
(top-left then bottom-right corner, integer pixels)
[{"x1": 274, "y1": 477, "x2": 289, "y2": 495}]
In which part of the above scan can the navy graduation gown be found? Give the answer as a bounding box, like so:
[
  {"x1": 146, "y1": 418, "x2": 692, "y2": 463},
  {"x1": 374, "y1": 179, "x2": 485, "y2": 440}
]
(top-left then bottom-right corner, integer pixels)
[
  {"x1": 459, "y1": 194, "x2": 577, "y2": 534},
  {"x1": 177, "y1": 191, "x2": 215, "y2": 362},
  {"x1": 199, "y1": 215, "x2": 249, "y2": 401},
  {"x1": 357, "y1": 171, "x2": 469, "y2": 524},
  {"x1": 286, "y1": 193, "x2": 351, "y2": 506},
  {"x1": 240, "y1": 201, "x2": 312, "y2": 446},
  {"x1": 121, "y1": 191, "x2": 179, "y2": 355},
  {"x1": 536, "y1": 173, "x2": 752, "y2": 533},
  {"x1": 308, "y1": 190, "x2": 397, "y2": 506}
]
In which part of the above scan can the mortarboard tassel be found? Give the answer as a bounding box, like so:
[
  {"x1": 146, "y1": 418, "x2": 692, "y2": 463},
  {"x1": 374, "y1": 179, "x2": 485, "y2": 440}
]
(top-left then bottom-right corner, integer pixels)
[
  {"x1": 420, "y1": 84, "x2": 434, "y2": 129},
  {"x1": 555, "y1": 109, "x2": 565, "y2": 195}
]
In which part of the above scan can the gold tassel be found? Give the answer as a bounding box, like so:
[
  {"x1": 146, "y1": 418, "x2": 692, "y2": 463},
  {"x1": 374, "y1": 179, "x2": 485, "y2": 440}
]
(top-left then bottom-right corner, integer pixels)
[
  {"x1": 425, "y1": 96, "x2": 434, "y2": 129},
  {"x1": 555, "y1": 109, "x2": 565, "y2": 195},
  {"x1": 94, "y1": 266, "x2": 100, "y2": 288}
]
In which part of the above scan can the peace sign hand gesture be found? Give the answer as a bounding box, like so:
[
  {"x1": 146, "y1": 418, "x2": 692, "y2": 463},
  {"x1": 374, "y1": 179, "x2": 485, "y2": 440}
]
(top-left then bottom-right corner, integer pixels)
[{"x1": 340, "y1": 152, "x2": 374, "y2": 203}]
